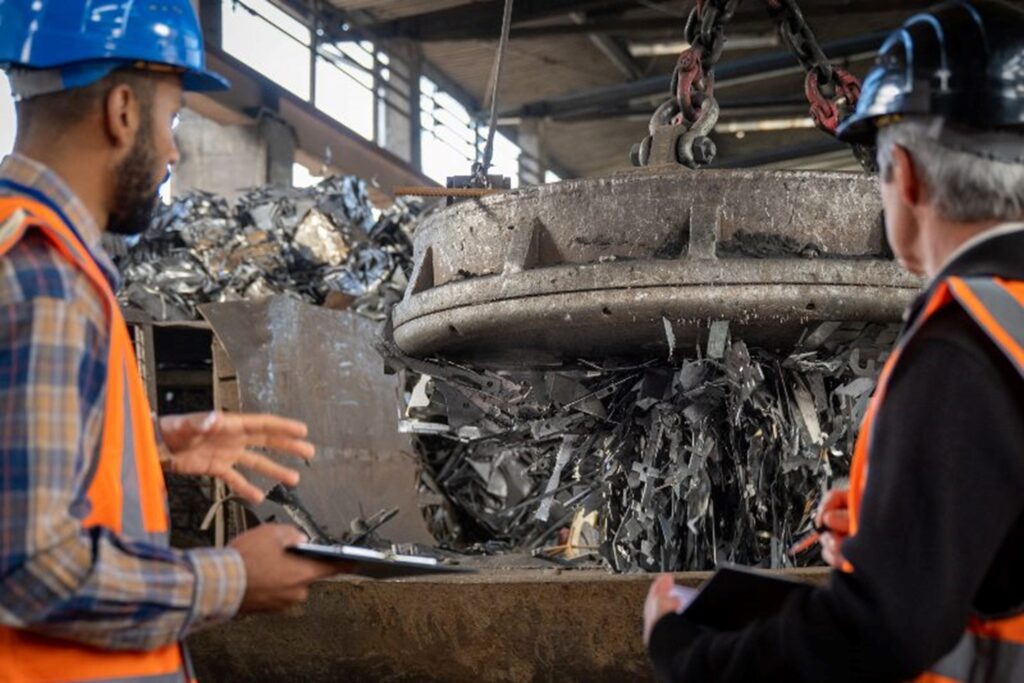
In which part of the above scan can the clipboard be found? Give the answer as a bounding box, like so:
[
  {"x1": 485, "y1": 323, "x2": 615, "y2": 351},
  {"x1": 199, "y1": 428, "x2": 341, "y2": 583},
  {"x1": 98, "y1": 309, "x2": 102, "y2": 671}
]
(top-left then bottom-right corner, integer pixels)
[
  {"x1": 287, "y1": 542, "x2": 477, "y2": 579},
  {"x1": 679, "y1": 565, "x2": 812, "y2": 631}
]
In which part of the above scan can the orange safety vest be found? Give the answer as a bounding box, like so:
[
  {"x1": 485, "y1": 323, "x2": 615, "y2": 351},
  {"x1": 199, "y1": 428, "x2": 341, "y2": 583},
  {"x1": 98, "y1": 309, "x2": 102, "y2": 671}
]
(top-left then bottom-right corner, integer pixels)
[
  {"x1": 847, "y1": 274, "x2": 1024, "y2": 683},
  {"x1": 0, "y1": 196, "x2": 191, "y2": 683}
]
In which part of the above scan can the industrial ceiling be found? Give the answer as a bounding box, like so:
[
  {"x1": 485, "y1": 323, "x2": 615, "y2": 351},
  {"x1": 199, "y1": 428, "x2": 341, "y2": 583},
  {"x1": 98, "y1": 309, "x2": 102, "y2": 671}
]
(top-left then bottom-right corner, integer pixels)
[{"x1": 309, "y1": 0, "x2": 1015, "y2": 177}]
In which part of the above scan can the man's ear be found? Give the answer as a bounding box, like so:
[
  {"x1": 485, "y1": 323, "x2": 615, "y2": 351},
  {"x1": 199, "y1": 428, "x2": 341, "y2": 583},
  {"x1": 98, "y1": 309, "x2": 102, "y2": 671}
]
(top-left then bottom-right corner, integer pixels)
[
  {"x1": 102, "y1": 83, "x2": 140, "y2": 153},
  {"x1": 890, "y1": 144, "x2": 926, "y2": 208}
]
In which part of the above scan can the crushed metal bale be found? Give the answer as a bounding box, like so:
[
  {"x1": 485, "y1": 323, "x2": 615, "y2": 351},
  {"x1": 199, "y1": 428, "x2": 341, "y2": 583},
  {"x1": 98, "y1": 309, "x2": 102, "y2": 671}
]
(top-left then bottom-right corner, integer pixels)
[
  {"x1": 380, "y1": 320, "x2": 896, "y2": 572},
  {"x1": 109, "y1": 177, "x2": 419, "y2": 321}
]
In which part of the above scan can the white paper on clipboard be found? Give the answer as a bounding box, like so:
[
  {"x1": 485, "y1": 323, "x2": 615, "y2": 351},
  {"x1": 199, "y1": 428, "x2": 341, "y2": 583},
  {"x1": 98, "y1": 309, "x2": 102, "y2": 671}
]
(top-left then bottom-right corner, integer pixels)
[{"x1": 288, "y1": 543, "x2": 476, "y2": 579}]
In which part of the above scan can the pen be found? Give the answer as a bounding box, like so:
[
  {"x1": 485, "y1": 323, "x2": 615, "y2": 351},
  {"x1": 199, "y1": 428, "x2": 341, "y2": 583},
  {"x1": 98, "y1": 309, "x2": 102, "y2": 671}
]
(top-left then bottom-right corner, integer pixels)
[{"x1": 788, "y1": 524, "x2": 828, "y2": 556}]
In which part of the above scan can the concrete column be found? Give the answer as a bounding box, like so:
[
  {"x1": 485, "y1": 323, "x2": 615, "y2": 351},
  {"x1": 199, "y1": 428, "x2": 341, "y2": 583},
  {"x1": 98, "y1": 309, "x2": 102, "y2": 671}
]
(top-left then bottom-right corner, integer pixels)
[
  {"x1": 258, "y1": 112, "x2": 297, "y2": 187},
  {"x1": 517, "y1": 118, "x2": 546, "y2": 187},
  {"x1": 379, "y1": 42, "x2": 421, "y2": 170},
  {"x1": 171, "y1": 109, "x2": 296, "y2": 198},
  {"x1": 198, "y1": 0, "x2": 222, "y2": 49}
]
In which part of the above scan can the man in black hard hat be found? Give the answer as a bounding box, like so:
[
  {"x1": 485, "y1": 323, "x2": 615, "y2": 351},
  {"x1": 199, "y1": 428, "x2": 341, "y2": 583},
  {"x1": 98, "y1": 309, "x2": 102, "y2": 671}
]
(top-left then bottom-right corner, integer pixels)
[{"x1": 642, "y1": 1, "x2": 1024, "y2": 681}]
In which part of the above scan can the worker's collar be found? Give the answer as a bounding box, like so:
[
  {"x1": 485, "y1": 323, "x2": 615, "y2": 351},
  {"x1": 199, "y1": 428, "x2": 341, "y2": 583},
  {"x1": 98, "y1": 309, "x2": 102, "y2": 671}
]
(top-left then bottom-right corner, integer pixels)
[
  {"x1": 0, "y1": 153, "x2": 119, "y2": 287},
  {"x1": 930, "y1": 222, "x2": 1024, "y2": 284},
  {"x1": 907, "y1": 221, "x2": 1024, "y2": 324}
]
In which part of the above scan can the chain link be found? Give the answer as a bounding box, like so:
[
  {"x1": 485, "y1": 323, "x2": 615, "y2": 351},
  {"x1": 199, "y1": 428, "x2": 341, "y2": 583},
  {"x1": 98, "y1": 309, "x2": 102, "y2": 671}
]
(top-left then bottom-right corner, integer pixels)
[
  {"x1": 683, "y1": 0, "x2": 743, "y2": 71},
  {"x1": 766, "y1": 0, "x2": 833, "y2": 82},
  {"x1": 634, "y1": 0, "x2": 742, "y2": 167},
  {"x1": 763, "y1": 0, "x2": 877, "y2": 169},
  {"x1": 632, "y1": 0, "x2": 876, "y2": 171}
]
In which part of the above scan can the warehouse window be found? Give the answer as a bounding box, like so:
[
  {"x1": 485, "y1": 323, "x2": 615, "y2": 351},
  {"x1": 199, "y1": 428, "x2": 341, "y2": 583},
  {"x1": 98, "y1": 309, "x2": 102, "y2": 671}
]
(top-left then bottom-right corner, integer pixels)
[
  {"x1": 222, "y1": 0, "x2": 311, "y2": 100},
  {"x1": 419, "y1": 76, "x2": 477, "y2": 184},
  {"x1": 375, "y1": 51, "x2": 391, "y2": 149},
  {"x1": 419, "y1": 76, "x2": 522, "y2": 188},
  {"x1": 292, "y1": 161, "x2": 324, "y2": 188},
  {"x1": 488, "y1": 132, "x2": 521, "y2": 188},
  {"x1": 315, "y1": 41, "x2": 375, "y2": 141}
]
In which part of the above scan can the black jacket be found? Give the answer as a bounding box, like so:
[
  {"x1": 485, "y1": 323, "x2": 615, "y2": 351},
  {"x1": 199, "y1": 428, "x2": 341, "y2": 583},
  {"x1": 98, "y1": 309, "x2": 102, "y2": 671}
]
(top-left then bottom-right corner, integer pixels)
[{"x1": 648, "y1": 225, "x2": 1024, "y2": 682}]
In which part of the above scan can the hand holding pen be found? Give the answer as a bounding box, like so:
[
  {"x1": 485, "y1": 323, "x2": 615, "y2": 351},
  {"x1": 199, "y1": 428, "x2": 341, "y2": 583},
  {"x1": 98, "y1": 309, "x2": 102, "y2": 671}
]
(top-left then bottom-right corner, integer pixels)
[{"x1": 789, "y1": 488, "x2": 851, "y2": 569}]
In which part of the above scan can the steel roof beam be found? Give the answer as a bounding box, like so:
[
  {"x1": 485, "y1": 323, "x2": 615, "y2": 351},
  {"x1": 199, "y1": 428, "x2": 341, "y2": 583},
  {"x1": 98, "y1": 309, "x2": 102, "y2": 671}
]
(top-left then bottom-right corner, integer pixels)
[
  {"x1": 503, "y1": 30, "x2": 888, "y2": 120},
  {"x1": 355, "y1": 0, "x2": 932, "y2": 42},
  {"x1": 353, "y1": 0, "x2": 645, "y2": 41},
  {"x1": 708, "y1": 137, "x2": 849, "y2": 168}
]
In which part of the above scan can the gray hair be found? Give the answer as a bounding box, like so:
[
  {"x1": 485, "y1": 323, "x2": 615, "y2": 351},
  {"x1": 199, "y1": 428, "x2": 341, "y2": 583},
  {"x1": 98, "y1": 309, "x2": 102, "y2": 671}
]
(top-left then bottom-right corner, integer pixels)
[{"x1": 875, "y1": 117, "x2": 1024, "y2": 222}]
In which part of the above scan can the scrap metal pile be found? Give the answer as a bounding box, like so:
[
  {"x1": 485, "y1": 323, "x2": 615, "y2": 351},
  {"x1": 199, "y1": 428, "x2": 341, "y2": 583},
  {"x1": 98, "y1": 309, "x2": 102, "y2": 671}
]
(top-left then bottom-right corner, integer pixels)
[
  {"x1": 383, "y1": 321, "x2": 895, "y2": 572},
  {"x1": 111, "y1": 177, "x2": 419, "y2": 321}
]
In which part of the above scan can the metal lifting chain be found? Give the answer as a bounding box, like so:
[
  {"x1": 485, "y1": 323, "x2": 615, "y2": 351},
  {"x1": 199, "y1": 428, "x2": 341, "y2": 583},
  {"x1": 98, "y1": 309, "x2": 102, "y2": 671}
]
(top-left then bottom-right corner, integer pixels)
[
  {"x1": 764, "y1": 0, "x2": 877, "y2": 171},
  {"x1": 632, "y1": 0, "x2": 739, "y2": 168},
  {"x1": 632, "y1": 0, "x2": 876, "y2": 172}
]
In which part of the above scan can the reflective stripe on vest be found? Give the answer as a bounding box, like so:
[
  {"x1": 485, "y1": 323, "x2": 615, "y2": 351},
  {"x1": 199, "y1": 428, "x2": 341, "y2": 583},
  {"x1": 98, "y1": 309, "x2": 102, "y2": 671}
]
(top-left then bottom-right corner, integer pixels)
[
  {"x1": 0, "y1": 197, "x2": 186, "y2": 682},
  {"x1": 847, "y1": 275, "x2": 1024, "y2": 683},
  {"x1": 923, "y1": 630, "x2": 1024, "y2": 682}
]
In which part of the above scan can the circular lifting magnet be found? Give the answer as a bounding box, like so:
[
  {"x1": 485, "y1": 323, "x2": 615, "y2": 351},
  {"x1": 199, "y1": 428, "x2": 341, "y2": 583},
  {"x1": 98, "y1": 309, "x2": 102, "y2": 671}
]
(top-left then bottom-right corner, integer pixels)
[{"x1": 393, "y1": 168, "x2": 921, "y2": 364}]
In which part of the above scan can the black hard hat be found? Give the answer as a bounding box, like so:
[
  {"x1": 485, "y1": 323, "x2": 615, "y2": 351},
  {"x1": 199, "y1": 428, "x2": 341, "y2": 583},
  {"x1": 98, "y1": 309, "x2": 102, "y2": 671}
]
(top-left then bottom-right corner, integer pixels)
[{"x1": 836, "y1": 0, "x2": 1024, "y2": 145}]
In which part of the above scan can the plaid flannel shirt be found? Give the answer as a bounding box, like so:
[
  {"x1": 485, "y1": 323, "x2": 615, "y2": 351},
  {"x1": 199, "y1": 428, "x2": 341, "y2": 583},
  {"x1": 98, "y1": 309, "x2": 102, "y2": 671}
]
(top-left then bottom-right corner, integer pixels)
[{"x1": 0, "y1": 153, "x2": 245, "y2": 651}]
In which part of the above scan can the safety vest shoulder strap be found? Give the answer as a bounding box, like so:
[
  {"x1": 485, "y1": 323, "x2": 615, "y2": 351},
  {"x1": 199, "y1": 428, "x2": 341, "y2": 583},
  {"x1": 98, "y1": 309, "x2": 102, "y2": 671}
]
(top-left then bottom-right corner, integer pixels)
[
  {"x1": 0, "y1": 196, "x2": 116, "y2": 314},
  {"x1": 845, "y1": 274, "x2": 1023, "y2": 546},
  {"x1": 1, "y1": 194, "x2": 168, "y2": 537},
  {"x1": 946, "y1": 276, "x2": 1024, "y2": 377}
]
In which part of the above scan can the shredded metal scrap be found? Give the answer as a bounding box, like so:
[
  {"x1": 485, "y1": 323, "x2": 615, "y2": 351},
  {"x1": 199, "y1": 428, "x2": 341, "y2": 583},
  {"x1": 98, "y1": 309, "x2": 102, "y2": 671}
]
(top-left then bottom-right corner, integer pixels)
[
  {"x1": 111, "y1": 177, "x2": 419, "y2": 321},
  {"x1": 381, "y1": 321, "x2": 895, "y2": 572},
  {"x1": 264, "y1": 483, "x2": 406, "y2": 550}
]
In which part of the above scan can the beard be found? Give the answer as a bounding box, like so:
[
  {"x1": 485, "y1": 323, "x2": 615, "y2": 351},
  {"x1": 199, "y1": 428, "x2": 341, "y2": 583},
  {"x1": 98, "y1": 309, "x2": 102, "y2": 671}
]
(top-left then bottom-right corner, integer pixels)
[{"x1": 106, "y1": 116, "x2": 161, "y2": 236}]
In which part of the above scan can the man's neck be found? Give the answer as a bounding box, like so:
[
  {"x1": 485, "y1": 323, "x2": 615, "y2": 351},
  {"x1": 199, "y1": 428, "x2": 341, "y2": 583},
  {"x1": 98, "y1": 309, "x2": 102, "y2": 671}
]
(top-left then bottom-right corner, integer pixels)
[
  {"x1": 13, "y1": 144, "x2": 110, "y2": 234},
  {"x1": 922, "y1": 215, "x2": 1004, "y2": 279}
]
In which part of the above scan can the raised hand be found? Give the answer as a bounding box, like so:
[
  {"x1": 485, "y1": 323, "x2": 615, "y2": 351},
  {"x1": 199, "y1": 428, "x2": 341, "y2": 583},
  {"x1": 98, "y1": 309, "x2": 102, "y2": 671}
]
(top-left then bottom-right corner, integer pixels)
[{"x1": 158, "y1": 411, "x2": 315, "y2": 503}]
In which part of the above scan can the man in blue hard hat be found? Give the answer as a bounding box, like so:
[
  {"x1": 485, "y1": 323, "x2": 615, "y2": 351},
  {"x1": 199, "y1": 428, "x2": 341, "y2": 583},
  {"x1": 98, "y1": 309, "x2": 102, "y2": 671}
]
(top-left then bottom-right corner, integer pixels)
[
  {"x1": 643, "y1": 0, "x2": 1024, "y2": 681},
  {"x1": 0, "y1": 1, "x2": 345, "y2": 680}
]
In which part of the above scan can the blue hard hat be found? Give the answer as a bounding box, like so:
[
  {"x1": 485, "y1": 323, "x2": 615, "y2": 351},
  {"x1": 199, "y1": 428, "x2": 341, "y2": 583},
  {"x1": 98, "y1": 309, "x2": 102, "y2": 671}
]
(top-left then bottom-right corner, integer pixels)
[{"x1": 0, "y1": 0, "x2": 229, "y2": 94}]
